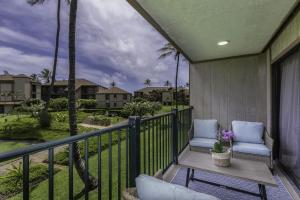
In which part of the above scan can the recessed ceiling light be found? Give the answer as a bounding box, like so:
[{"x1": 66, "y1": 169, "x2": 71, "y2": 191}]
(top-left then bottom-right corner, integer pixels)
[{"x1": 217, "y1": 41, "x2": 229, "y2": 46}]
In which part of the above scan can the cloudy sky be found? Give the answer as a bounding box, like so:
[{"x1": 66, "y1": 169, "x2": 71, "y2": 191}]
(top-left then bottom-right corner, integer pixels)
[{"x1": 0, "y1": 0, "x2": 189, "y2": 92}]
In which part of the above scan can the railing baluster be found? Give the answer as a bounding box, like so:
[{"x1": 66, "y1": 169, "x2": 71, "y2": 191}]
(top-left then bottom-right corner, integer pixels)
[
  {"x1": 143, "y1": 124, "x2": 146, "y2": 173},
  {"x1": 155, "y1": 119, "x2": 158, "y2": 172},
  {"x1": 23, "y1": 155, "x2": 29, "y2": 200},
  {"x1": 98, "y1": 135, "x2": 102, "y2": 200},
  {"x1": 108, "y1": 131, "x2": 112, "y2": 200},
  {"x1": 126, "y1": 128, "x2": 129, "y2": 188},
  {"x1": 69, "y1": 143, "x2": 73, "y2": 200},
  {"x1": 162, "y1": 116, "x2": 165, "y2": 169},
  {"x1": 117, "y1": 130, "x2": 121, "y2": 200},
  {"x1": 49, "y1": 148, "x2": 54, "y2": 200},
  {"x1": 147, "y1": 120, "x2": 150, "y2": 175},
  {"x1": 84, "y1": 139, "x2": 89, "y2": 200},
  {"x1": 152, "y1": 119, "x2": 154, "y2": 174},
  {"x1": 160, "y1": 117, "x2": 162, "y2": 168}
]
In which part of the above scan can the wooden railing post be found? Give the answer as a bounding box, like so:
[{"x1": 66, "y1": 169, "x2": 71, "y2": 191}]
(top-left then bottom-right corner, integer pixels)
[
  {"x1": 128, "y1": 116, "x2": 141, "y2": 187},
  {"x1": 172, "y1": 109, "x2": 178, "y2": 164}
]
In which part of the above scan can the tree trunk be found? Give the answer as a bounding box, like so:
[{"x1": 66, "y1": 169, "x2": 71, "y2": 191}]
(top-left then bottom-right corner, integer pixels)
[
  {"x1": 45, "y1": 0, "x2": 61, "y2": 110},
  {"x1": 175, "y1": 52, "x2": 180, "y2": 109},
  {"x1": 68, "y1": 0, "x2": 98, "y2": 191}
]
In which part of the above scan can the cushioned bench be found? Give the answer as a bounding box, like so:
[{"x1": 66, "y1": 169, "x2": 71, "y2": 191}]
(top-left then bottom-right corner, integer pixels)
[
  {"x1": 231, "y1": 121, "x2": 273, "y2": 169},
  {"x1": 188, "y1": 119, "x2": 219, "y2": 152},
  {"x1": 123, "y1": 170, "x2": 219, "y2": 200}
]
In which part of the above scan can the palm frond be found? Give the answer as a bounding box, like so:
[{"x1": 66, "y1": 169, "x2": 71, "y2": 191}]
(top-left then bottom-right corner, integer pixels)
[
  {"x1": 158, "y1": 51, "x2": 173, "y2": 60},
  {"x1": 27, "y1": 0, "x2": 46, "y2": 5}
]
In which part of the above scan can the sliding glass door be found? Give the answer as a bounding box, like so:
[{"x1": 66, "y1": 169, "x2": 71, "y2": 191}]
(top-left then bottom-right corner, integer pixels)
[{"x1": 279, "y1": 47, "x2": 300, "y2": 188}]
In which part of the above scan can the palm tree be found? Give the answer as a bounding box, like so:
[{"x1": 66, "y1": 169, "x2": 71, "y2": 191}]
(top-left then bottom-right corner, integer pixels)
[
  {"x1": 27, "y1": 0, "x2": 61, "y2": 110},
  {"x1": 158, "y1": 43, "x2": 181, "y2": 109},
  {"x1": 164, "y1": 80, "x2": 172, "y2": 87},
  {"x1": 68, "y1": 0, "x2": 97, "y2": 193},
  {"x1": 39, "y1": 68, "x2": 52, "y2": 84},
  {"x1": 144, "y1": 78, "x2": 151, "y2": 87},
  {"x1": 30, "y1": 73, "x2": 39, "y2": 82},
  {"x1": 110, "y1": 81, "x2": 116, "y2": 87}
]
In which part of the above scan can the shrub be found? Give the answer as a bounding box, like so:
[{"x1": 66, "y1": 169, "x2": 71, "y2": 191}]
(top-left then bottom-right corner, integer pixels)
[
  {"x1": 54, "y1": 113, "x2": 67, "y2": 122},
  {"x1": 38, "y1": 110, "x2": 52, "y2": 128},
  {"x1": 1, "y1": 118, "x2": 37, "y2": 135},
  {"x1": 77, "y1": 99, "x2": 97, "y2": 109},
  {"x1": 49, "y1": 98, "x2": 68, "y2": 111},
  {"x1": 121, "y1": 101, "x2": 162, "y2": 117},
  {"x1": 0, "y1": 163, "x2": 60, "y2": 198},
  {"x1": 83, "y1": 115, "x2": 111, "y2": 126}
]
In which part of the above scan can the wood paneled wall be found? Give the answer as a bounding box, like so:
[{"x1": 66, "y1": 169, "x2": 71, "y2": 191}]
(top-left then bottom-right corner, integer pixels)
[{"x1": 190, "y1": 54, "x2": 267, "y2": 129}]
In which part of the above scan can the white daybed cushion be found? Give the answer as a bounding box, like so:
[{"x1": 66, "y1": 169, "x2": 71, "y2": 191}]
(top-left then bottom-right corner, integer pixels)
[
  {"x1": 194, "y1": 119, "x2": 218, "y2": 139},
  {"x1": 136, "y1": 174, "x2": 220, "y2": 200},
  {"x1": 232, "y1": 121, "x2": 264, "y2": 144}
]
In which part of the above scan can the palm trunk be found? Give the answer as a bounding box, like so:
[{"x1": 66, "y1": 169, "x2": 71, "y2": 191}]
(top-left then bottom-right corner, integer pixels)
[
  {"x1": 68, "y1": 0, "x2": 97, "y2": 191},
  {"x1": 45, "y1": 0, "x2": 61, "y2": 110},
  {"x1": 45, "y1": 0, "x2": 61, "y2": 111},
  {"x1": 175, "y1": 52, "x2": 180, "y2": 109}
]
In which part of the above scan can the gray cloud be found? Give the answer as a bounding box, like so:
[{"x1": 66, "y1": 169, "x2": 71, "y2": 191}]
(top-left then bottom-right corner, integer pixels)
[{"x1": 0, "y1": 0, "x2": 188, "y2": 91}]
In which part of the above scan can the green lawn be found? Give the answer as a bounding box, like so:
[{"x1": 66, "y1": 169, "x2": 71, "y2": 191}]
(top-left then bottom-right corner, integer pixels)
[
  {"x1": 8, "y1": 117, "x2": 178, "y2": 200},
  {"x1": 0, "y1": 142, "x2": 28, "y2": 153},
  {"x1": 2, "y1": 107, "x2": 190, "y2": 199},
  {"x1": 158, "y1": 105, "x2": 189, "y2": 114}
]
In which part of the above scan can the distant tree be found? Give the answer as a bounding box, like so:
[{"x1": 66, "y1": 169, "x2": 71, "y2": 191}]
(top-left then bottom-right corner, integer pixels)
[
  {"x1": 110, "y1": 81, "x2": 116, "y2": 87},
  {"x1": 148, "y1": 89, "x2": 162, "y2": 102},
  {"x1": 28, "y1": 0, "x2": 63, "y2": 111},
  {"x1": 185, "y1": 82, "x2": 189, "y2": 87},
  {"x1": 30, "y1": 73, "x2": 39, "y2": 82},
  {"x1": 164, "y1": 80, "x2": 172, "y2": 87},
  {"x1": 144, "y1": 78, "x2": 151, "y2": 87},
  {"x1": 3, "y1": 70, "x2": 9, "y2": 75},
  {"x1": 158, "y1": 43, "x2": 181, "y2": 109},
  {"x1": 39, "y1": 68, "x2": 52, "y2": 84}
]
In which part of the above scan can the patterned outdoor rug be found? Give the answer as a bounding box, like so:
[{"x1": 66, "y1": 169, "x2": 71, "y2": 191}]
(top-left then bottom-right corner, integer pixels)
[{"x1": 171, "y1": 167, "x2": 293, "y2": 200}]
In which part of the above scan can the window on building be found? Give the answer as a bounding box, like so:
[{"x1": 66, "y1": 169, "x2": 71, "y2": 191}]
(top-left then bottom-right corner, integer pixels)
[
  {"x1": 113, "y1": 94, "x2": 117, "y2": 98},
  {"x1": 105, "y1": 94, "x2": 110, "y2": 100},
  {"x1": 106, "y1": 103, "x2": 110, "y2": 108},
  {"x1": 114, "y1": 103, "x2": 117, "y2": 107},
  {"x1": 123, "y1": 94, "x2": 127, "y2": 100}
]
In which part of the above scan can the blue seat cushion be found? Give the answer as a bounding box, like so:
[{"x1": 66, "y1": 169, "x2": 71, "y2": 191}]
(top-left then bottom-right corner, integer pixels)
[
  {"x1": 232, "y1": 120, "x2": 264, "y2": 144},
  {"x1": 189, "y1": 138, "x2": 217, "y2": 149},
  {"x1": 194, "y1": 119, "x2": 218, "y2": 139},
  {"x1": 136, "y1": 174, "x2": 220, "y2": 200},
  {"x1": 232, "y1": 142, "x2": 271, "y2": 156}
]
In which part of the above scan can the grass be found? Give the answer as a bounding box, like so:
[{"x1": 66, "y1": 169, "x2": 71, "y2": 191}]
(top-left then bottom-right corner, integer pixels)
[
  {"x1": 0, "y1": 142, "x2": 28, "y2": 153},
  {"x1": 7, "y1": 112, "x2": 191, "y2": 200},
  {"x1": 0, "y1": 163, "x2": 60, "y2": 199},
  {"x1": 158, "y1": 105, "x2": 189, "y2": 114},
  {"x1": 0, "y1": 111, "x2": 124, "y2": 142}
]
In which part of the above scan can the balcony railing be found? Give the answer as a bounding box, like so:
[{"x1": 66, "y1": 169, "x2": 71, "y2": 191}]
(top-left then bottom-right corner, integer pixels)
[{"x1": 0, "y1": 107, "x2": 192, "y2": 200}]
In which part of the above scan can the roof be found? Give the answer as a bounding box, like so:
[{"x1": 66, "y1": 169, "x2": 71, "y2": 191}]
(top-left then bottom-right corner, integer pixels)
[
  {"x1": 128, "y1": 0, "x2": 298, "y2": 62},
  {"x1": 135, "y1": 86, "x2": 173, "y2": 93},
  {"x1": 0, "y1": 74, "x2": 34, "y2": 81},
  {"x1": 43, "y1": 79, "x2": 98, "y2": 90},
  {"x1": 97, "y1": 86, "x2": 131, "y2": 94}
]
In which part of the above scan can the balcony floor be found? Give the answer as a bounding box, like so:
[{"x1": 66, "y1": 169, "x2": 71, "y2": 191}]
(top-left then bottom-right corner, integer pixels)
[{"x1": 169, "y1": 166, "x2": 299, "y2": 200}]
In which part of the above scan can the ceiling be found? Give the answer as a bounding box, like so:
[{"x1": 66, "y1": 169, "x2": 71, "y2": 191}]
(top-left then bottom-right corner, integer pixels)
[{"x1": 128, "y1": 0, "x2": 298, "y2": 62}]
